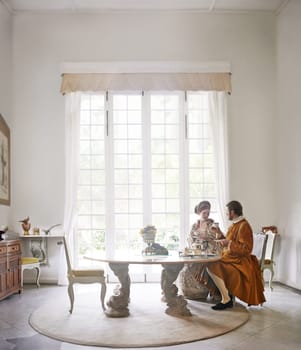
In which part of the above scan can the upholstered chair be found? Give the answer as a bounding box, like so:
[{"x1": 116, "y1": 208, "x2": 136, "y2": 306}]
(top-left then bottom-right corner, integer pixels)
[
  {"x1": 21, "y1": 257, "x2": 41, "y2": 288},
  {"x1": 60, "y1": 236, "x2": 106, "y2": 313}
]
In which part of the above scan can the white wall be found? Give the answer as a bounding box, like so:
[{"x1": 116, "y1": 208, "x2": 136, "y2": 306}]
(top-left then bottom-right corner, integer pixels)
[
  {"x1": 276, "y1": 0, "x2": 301, "y2": 290},
  {"x1": 0, "y1": 2, "x2": 12, "y2": 226},
  {"x1": 10, "y1": 11, "x2": 277, "y2": 282}
]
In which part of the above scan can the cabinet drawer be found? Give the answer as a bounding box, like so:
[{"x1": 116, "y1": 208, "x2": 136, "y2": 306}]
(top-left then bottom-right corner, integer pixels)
[
  {"x1": 7, "y1": 244, "x2": 20, "y2": 253},
  {"x1": 0, "y1": 246, "x2": 7, "y2": 254}
]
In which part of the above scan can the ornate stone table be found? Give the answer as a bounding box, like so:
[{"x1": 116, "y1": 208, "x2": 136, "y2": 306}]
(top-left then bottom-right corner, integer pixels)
[{"x1": 97, "y1": 254, "x2": 220, "y2": 318}]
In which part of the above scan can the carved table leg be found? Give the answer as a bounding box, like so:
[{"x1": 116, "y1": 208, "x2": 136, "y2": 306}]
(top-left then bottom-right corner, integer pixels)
[
  {"x1": 161, "y1": 263, "x2": 192, "y2": 317},
  {"x1": 105, "y1": 262, "x2": 130, "y2": 317}
]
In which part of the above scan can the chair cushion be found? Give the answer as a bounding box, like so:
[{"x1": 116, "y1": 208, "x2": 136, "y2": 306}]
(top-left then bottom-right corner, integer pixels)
[
  {"x1": 72, "y1": 269, "x2": 105, "y2": 277},
  {"x1": 22, "y1": 257, "x2": 39, "y2": 264}
]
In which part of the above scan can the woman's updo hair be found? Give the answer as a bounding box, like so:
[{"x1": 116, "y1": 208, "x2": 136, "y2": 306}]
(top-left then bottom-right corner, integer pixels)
[{"x1": 194, "y1": 200, "x2": 211, "y2": 214}]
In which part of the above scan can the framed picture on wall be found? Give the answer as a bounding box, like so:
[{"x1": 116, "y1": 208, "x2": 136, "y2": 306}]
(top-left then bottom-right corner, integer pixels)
[{"x1": 0, "y1": 114, "x2": 10, "y2": 206}]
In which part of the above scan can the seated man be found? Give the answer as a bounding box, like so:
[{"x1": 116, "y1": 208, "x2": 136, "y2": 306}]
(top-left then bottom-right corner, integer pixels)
[{"x1": 207, "y1": 200, "x2": 266, "y2": 310}]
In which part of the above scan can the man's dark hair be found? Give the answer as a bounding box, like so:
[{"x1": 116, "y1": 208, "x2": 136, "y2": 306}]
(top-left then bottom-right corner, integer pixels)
[{"x1": 226, "y1": 200, "x2": 243, "y2": 216}]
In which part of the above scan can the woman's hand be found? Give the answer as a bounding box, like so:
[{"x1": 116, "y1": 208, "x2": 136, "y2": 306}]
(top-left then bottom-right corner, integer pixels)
[{"x1": 210, "y1": 225, "x2": 224, "y2": 239}]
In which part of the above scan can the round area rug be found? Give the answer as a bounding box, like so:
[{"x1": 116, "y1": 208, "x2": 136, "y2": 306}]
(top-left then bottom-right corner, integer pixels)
[{"x1": 29, "y1": 285, "x2": 249, "y2": 348}]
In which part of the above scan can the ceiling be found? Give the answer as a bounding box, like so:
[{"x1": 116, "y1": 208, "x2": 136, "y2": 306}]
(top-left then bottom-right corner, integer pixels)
[{"x1": 2, "y1": 0, "x2": 290, "y2": 14}]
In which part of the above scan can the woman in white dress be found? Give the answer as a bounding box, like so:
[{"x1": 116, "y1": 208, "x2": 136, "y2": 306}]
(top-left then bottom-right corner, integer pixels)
[{"x1": 180, "y1": 201, "x2": 221, "y2": 301}]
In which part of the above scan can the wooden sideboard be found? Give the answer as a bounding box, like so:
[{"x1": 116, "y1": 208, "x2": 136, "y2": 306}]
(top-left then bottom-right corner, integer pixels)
[{"x1": 0, "y1": 239, "x2": 22, "y2": 301}]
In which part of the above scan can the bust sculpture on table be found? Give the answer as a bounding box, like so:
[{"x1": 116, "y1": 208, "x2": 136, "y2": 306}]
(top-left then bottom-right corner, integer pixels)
[{"x1": 19, "y1": 216, "x2": 31, "y2": 235}]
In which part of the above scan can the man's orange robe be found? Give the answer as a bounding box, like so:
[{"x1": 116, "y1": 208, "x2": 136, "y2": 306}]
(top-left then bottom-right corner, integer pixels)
[{"x1": 208, "y1": 218, "x2": 266, "y2": 305}]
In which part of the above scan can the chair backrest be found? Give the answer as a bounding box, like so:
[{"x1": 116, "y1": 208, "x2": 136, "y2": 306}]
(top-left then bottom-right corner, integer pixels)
[
  {"x1": 252, "y1": 232, "x2": 268, "y2": 268},
  {"x1": 262, "y1": 226, "x2": 278, "y2": 262},
  {"x1": 63, "y1": 236, "x2": 72, "y2": 273}
]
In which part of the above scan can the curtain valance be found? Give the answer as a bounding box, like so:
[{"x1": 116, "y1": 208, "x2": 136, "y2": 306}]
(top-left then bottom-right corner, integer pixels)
[{"x1": 60, "y1": 72, "x2": 231, "y2": 94}]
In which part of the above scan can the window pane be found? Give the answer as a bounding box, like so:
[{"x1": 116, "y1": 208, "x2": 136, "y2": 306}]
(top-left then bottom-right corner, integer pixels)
[
  {"x1": 115, "y1": 185, "x2": 129, "y2": 198},
  {"x1": 151, "y1": 140, "x2": 165, "y2": 153},
  {"x1": 91, "y1": 111, "x2": 104, "y2": 124},
  {"x1": 151, "y1": 95, "x2": 164, "y2": 109},
  {"x1": 113, "y1": 95, "x2": 127, "y2": 109},
  {"x1": 91, "y1": 125, "x2": 104, "y2": 139},
  {"x1": 151, "y1": 125, "x2": 165, "y2": 138},
  {"x1": 128, "y1": 140, "x2": 142, "y2": 154},
  {"x1": 128, "y1": 111, "x2": 141, "y2": 123},
  {"x1": 91, "y1": 155, "x2": 104, "y2": 169},
  {"x1": 129, "y1": 185, "x2": 142, "y2": 197},
  {"x1": 91, "y1": 186, "x2": 104, "y2": 200},
  {"x1": 78, "y1": 201, "x2": 91, "y2": 215},
  {"x1": 128, "y1": 125, "x2": 141, "y2": 139},
  {"x1": 92, "y1": 201, "x2": 104, "y2": 214},
  {"x1": 79, "y1": 170, "x2": 91, "y2": 185},
  {"x1": 114, "y1": 125, "x2": 127, "y2": 138},
  {"x1": 115, "y1": 140, "x2": 128, "y2": 154},
  {"x1": 152, "y1": 199, "x2": 166, "y2": 212},
  {"x1": 115, "y1": 199, "x2": 129, "y2": 212},
  {"x1": 91, "y1": 140, "x2": 103, "y2": 154},
  {"x1": 129, "y1": 169, "x2": 142, "y2": 184},
  {"x1": 129, "y1": 199, "x2": 143, "y2": 212},
  {"x1": 80, "y1": 125, "x2": 90, "y2": 139},
  {"x1": 115, "y1": 169, "x2": 129, "y2": 183},
  {"x1": 91, "y1": 95, "x2": 104, "y2": 109},
  {"x1": 91, "y1": 170, "x2": 105, "y2": 185},
  {"x1": 128, "y1": 95, "x2": 141, "y2": 110},
  {"x1": 151, "y1": 110, "x2": 164, "y2": 123},
  {"x1": 114, "y1": 110, "x2": 127, "y2": 123},
  {"x1": 152, "y1": 184, "x2": 165, "y2": 198},
  {"x1": 115, "y1": 155, "x2": 128, "y2": 168},
  {"x1": 78, "y1": 186, "x2": 91, "y2": 200},
  {"x1": 80, "y1": 155, "x2": 91, "y2": 169},
  {"x1": 80, "y1": 141, "x2": 90, "y2": 155}
]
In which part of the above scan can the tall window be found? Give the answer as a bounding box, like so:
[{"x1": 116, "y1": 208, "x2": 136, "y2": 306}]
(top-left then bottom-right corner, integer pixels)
[{"x1": 76, "y1": 91, "x2": 219, "y2": 273}]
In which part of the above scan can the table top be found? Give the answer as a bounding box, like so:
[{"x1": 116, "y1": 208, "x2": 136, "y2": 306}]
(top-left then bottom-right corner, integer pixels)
[
  {"x1": 92, "y1": 253, "x2": 221, "y2": 265},
  {"x1": 19, "y1": 234, "x2": 64, "y2": 238}
]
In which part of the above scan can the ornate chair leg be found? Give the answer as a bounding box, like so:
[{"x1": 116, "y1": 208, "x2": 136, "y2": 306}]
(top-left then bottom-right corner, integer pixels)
[
  {"x1": 35, "y1": 266, "x2": 41, "y2": 287},
  {"x1": 100, "y1": 280, "x2": 107, "y2": 311},
  {"x1": 269, "y1": 268, "x2": 274, "y2": 291},
  {"x1": 68, "y1": 282, "x2": 75, "y2": 314}
]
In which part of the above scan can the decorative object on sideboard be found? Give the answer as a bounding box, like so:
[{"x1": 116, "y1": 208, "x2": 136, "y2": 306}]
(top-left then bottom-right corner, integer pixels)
[
  {"x1": 0, "y1": 114, "x2": 10, "y2": 206},
  {"x1": 19, "y1": 216, "x2": 31, "y2": 235},
  {"x1": 42, "y1": 223, "x2": 61, "y2": 235},
  {"x1": 32, "y1": 227, "x2": 40, "y2": 235},
  {"x1": 0, "y1": 225, "x2": 8, "y2": 240}
]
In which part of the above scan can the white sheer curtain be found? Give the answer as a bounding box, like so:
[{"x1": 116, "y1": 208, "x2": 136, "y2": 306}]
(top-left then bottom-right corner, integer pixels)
[
  {"x1": 208, "y1": 91, "x2": 229, "y2": 231},
  {"x1": 58, "y1": 91, "x2": 81, "y2": 285}
]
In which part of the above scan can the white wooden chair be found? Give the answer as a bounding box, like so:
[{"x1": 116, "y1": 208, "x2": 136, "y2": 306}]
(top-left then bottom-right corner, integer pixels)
[
  {"x1": 261, "y1": 226, "x2": 278, "y2": 290},
  {"x1": 21, "y1": 257, "x2": 41, "y2": 288},
  {"x1": 252, "y1": 232, "x2": 268, "y2": 288},
  {"x1": 252, "y1": 232, "x2": 268, "y2": 270},
  {"x1": 61, "y1": 236, "x2": 106, "y2": 314}
]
